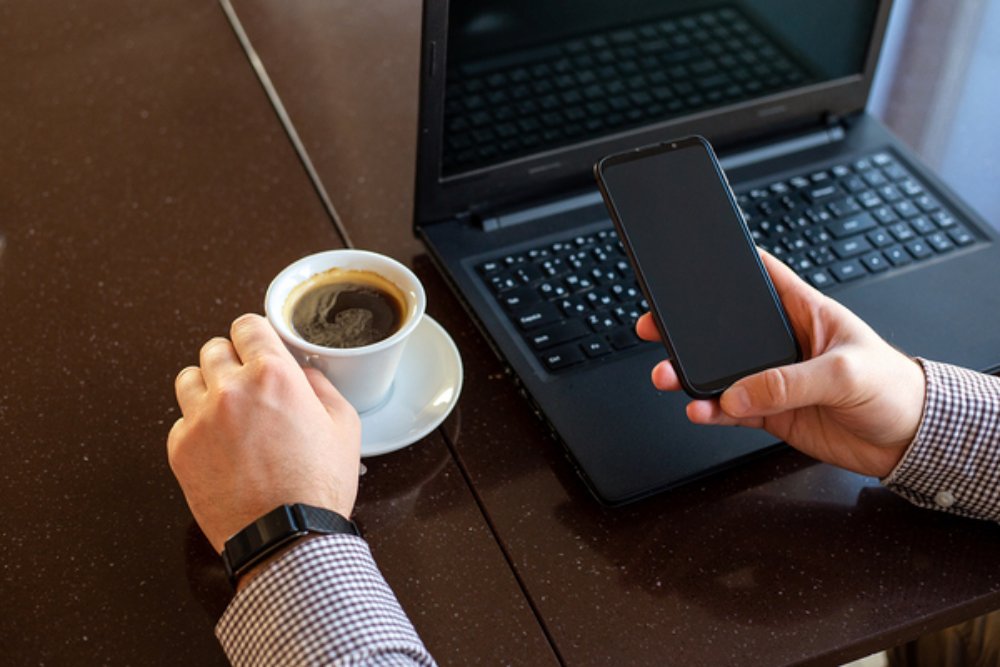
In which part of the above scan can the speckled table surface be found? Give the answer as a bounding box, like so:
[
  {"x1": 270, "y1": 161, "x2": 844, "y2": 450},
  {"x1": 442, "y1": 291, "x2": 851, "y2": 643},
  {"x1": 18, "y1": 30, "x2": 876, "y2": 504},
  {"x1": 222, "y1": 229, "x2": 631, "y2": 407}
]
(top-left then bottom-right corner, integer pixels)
[
  {"x1": 3, "y1": 0, "x2": 998, "y2": 664},
  {"x1": 0, "y1": 1, "x2": 551, "y2": 664},
  {"x1": 222, "y1": 1, "x2": 1000, "y2": 666}
]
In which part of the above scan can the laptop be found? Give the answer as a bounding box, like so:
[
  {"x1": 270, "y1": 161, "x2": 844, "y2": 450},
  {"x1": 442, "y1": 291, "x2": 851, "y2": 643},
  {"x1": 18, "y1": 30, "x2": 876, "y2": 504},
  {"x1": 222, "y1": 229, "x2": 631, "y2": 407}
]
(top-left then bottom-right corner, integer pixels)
[{"x1": 414, "y1": 0, "x2": 1000, "y2": 505}]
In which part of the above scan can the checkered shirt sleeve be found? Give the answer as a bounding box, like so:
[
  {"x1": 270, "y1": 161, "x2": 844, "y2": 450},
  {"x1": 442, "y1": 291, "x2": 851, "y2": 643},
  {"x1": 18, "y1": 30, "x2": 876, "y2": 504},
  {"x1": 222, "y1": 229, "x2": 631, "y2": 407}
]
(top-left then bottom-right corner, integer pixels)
[
  {"x1": 216, "y1": 534, "x2": 436, "y2": 666},
  {"x1": 883, "y1": 359, "x2": 1000, "y2": 522}
]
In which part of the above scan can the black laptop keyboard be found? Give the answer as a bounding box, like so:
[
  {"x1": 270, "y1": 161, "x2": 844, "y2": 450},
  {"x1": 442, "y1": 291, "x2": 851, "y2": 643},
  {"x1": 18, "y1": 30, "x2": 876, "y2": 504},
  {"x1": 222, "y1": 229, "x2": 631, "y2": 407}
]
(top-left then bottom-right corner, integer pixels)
[
  {"x1": 476, "y1": 150, "x2": 981, "y2": 373},
  {"x1": 444, "y1": 5, "x2": 811, "y2": 175}
]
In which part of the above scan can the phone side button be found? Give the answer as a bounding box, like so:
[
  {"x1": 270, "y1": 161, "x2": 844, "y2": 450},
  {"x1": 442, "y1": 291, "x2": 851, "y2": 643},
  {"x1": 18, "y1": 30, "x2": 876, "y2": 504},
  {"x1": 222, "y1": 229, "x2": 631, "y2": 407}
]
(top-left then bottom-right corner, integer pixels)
[{"x1": 541, "y1": 345, "x2": 585, "y2": 371}]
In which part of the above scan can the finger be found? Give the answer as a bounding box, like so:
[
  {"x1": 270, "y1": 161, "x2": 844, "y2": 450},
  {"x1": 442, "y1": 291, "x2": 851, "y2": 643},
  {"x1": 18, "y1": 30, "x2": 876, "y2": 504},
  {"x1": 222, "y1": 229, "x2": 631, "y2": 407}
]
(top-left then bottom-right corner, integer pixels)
[
  {"x1": 229, "y1": 313, "x2": 296, "y2": 367},
  {"x1": 174, "y1": 366, "x2": 206, "y2": 417},
  {"x1": 759, "y1": 250, "x2": 817, "y2": 302},
  {"x1": 166, "y1": 417, "x2": 186, "y2": 469},
  {"x1": 199, "y1": 337, "x2": 241, "y2": 389},
  {"x1": 686, "y1": 400, "x2": 764, "y2": 428},
  {"x1": 636, "y1": 312, "x2": 661, "y2": 341},
  {"x1": 302, "y1": 367, "x2": 357, "y2": 420},
  {"x1": 719, "y1": 352, "x2": 848, "y2": 419},
  {"x1": 303, "y1": 368, "x2": 361, "y2": 457},
  {"x1": 651, "y1": 359, "x2": 681, "y2": 391}
]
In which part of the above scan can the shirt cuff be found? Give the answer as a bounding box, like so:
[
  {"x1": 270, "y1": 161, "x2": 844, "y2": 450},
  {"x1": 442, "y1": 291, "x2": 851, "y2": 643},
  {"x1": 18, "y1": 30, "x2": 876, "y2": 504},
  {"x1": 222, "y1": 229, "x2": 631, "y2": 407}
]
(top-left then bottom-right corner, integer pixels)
[
  {"x1": 883, "y1": 358, "x2": 1000, "y2": 522},
  {"x1": 216, "y1": 534, "x2": 435, "y2": 666}
]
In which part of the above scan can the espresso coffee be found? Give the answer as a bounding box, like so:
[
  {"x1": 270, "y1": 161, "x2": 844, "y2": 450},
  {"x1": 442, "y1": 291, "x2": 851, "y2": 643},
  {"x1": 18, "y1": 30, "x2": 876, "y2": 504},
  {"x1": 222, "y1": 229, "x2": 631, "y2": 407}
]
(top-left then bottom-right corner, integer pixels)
[{"x1": 286, "y1": 268, "x2": 407, "y2": 348}]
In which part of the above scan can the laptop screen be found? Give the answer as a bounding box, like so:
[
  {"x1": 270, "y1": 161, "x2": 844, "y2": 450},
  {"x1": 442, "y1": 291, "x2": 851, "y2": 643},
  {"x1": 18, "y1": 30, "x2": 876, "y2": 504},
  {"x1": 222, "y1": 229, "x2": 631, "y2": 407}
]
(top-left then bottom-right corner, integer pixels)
[
  {"x1": 442, "y1": 0, "x2": 879, "y2": 178},
  {"x1": 416, "y1": 0, "x2": 889, "y2": 224}
]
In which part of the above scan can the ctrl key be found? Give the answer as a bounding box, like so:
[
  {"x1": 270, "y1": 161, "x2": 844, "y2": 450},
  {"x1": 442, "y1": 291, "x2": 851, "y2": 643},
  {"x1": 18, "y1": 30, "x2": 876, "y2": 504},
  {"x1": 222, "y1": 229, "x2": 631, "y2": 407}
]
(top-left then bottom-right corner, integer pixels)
[{"x1": 541, "y1": 345, "x2": 584, "y2": 371}]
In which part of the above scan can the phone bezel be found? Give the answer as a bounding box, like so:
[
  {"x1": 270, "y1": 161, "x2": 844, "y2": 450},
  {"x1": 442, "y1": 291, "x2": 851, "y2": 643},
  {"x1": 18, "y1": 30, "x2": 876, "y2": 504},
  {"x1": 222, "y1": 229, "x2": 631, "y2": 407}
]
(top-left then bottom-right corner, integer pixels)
[{"x1": 595, "y1": 135, "x2": 801, "y2": 399}]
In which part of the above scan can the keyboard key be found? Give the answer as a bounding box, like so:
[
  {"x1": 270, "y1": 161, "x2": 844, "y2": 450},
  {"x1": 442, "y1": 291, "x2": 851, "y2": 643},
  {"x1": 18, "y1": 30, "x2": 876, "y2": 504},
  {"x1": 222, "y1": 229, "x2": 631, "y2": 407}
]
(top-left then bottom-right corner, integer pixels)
[
  {"x1": 808, "y1": 246, "x2": 835, "y2": 266},
  {"x1": 899, "y1": 179, "x2": 923, "y2": 197},
  {"x1": 884, "y1": 163, "x2": 910, "y2": 181},
  {"x1": 807, "y1": 269, "x2": 834, "y2": 288},
  {"x1": 530, "y1": 320, "x2": 588, "y2": 350},
  {"x1": 831, "y1": 235, "x2": 873, "y2": 259},
  {"x1": 489, "y1": 274, "x2": 519, "y2": 293},
  {"x1": 893, "y1": 200, "x2": 919, "y2": 218},
  {"x1": 871, "y1": 205, "x2": 897, "y2": 225},
  {"x1": 861, "y1": 251, "x2": 890, "y2": 273},
  {"x1": 884, "y1": 245, "x2": 912, "y2": 266},
  {"x1": 501, "y1": 287, "x2": 541, "y2": 310},
  {"x1": 537, "y1": 281, "x2": 568, "y2": 299},
  {"x1": 828, "y1": 197, "x2": 862, "y2": 218},
  {"x1": 805, "y1": 184, "x2": 839, "y2": 203},
  {"x1": 905, "y1": 239, "x2": 932, "y2": 260},
  {"x1": 932, "y1": 211, "x2": 958, "y2": 228},
  {"x1": 542, "y1": 345, "x2": 584, "y2": 371},
  {"x1": 558, "y1": 297, "x2": 588, "y2": 318},
  {"x1": 948, "y1": 226, "x2": 975, "y2": 246},
  {"x1": 609, "y1": 328, "x2": 641, "y2": 350},
  {"x1": 514, "y1": 303, "x2": 561, "y2": 330},
  {"x1": 888, "y1": 222, "x2": 915, "y2": 242},
  {"x1": 827, "y1": 212, "x2": 877, "y2": 239},
  {"x1": 804, "y1": 227, "x2": 832, "y2": 245},
  {"x1": 862, "y1": 170, "x2": 887, "y2": 187},
  {"x1": 586, "y1": 312, "x2": 617, "y2": 332},
  {"x1": 926, "y1": 231, "x2": 954, "y2": 253},
  {"x1": 867, "y1": 228, "x2": 893, "y2": 247},
  {"x1": 914, "y1": 194, "x2": 940, "y2": 212},
  {"x1": 785, "y1": 253, "x2": 813, "y2": 273},
  {"x1": 857, "y1": 190, "x2": 882, "y2": 209},
  {"x1": 842, "y1": 176, "x2": 866, "y2": 193},
  {"x1": 580, "y1": 337, "x2": 613, "y2": 358},
  {"x1": 830, "y1": 259, "x2": 867, "y2": 282},
  {"x1": 909, "y1": 216, "x2": 936, "y2": 235},
  {"x1": 872, "y1": 152, "x2": 892, "y2": 166},
  {"x1": 479, "y1": 260, "x2": 501, "y2": 275},
  {"x1": 878, "y1": 185, "x2": 903, "y2": 202}
]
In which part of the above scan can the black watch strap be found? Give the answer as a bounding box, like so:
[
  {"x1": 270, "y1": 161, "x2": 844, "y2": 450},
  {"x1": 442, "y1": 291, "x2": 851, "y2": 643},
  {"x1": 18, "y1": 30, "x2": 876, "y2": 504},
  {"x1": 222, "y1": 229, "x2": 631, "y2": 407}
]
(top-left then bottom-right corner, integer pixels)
[{"x1": 222, "y1": 503, "x2": 360, "y2": 585}]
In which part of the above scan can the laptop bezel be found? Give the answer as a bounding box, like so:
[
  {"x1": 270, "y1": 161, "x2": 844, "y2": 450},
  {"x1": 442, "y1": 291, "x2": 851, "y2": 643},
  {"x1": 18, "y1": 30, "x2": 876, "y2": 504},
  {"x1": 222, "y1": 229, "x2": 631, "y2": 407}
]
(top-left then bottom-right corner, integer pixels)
[{"x1": 414, "y1": 0, "x2": 894, "y2": 228}]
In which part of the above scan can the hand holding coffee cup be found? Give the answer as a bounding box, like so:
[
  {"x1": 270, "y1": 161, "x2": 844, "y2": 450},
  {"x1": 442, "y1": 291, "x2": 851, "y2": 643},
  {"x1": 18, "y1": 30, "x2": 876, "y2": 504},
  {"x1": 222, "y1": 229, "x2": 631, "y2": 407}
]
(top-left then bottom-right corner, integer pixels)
[{"x1": 265, "y1": 250, "x2": 426, "y2": 413}]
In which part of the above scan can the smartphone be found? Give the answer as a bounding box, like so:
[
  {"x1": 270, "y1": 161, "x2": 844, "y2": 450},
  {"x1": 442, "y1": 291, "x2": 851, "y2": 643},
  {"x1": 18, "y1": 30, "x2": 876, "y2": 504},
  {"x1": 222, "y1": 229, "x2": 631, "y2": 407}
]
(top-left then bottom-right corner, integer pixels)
[{"x1": 594, "y1": 135, "x2": 800, "y2": 399}]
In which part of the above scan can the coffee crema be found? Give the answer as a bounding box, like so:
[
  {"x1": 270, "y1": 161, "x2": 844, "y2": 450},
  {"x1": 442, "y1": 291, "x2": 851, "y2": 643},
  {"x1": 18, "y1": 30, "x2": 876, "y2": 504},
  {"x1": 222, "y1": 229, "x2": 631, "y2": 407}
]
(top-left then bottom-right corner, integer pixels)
[{"x1": 285, "y1": 268, "x2": 408, "y2": 349}]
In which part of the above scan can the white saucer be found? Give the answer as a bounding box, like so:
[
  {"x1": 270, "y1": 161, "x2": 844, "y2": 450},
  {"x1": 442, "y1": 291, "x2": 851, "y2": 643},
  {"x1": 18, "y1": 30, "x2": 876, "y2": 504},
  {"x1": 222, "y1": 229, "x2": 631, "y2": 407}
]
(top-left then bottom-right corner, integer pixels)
[{"x1": 360, "y1": 315, "x2": 463, "y2": 457}]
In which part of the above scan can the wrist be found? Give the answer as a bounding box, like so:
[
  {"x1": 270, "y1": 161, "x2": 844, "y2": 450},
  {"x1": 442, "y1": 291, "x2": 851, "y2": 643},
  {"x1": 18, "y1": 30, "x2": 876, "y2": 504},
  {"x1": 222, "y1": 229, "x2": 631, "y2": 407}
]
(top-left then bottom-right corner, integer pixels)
[{"x1": 222, "y1": 503, "x2": 361, "y2": 589}]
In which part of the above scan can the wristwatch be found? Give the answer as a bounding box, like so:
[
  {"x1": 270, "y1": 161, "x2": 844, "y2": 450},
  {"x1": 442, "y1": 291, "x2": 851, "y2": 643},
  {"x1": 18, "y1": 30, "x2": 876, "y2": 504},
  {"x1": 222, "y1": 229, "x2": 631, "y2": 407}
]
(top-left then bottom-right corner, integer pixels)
[{"x1": 222, "y1": 503, "x2": 360, "y2": 585}]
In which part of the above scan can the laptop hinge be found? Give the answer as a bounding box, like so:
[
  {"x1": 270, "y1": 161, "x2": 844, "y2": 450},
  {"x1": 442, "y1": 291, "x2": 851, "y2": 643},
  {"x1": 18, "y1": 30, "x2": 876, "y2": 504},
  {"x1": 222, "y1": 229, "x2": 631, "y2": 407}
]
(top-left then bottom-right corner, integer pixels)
[
  {"x1": 476, "y1": 117, "x2": 849, "y2": 231},
  {"x1": 719, "y1": 119, "x2": 846, "y2": 171},
  {"x1": 478, "y1": 189, "x2": 605, "y2": 232}
]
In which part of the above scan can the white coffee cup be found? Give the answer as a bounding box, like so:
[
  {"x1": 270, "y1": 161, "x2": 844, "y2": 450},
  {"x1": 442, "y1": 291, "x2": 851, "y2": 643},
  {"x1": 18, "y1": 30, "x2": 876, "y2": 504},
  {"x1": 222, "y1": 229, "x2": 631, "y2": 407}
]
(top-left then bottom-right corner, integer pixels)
[{"x1": 265, "y1": 249, "x2": 426, "y2": 413}]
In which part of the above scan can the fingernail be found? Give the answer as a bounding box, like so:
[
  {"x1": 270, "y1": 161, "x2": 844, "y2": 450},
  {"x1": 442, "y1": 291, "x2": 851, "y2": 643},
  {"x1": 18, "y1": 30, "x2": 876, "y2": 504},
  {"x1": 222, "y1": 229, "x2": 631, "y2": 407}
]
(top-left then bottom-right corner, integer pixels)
[{"x1": 725, "y1": 386, "x2": 751, "y2": 416}]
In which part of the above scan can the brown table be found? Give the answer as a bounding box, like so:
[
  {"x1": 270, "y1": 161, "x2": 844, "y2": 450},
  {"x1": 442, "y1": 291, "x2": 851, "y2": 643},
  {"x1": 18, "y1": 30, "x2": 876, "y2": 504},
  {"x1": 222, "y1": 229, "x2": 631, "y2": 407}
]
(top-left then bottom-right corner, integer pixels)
[
  {"x1": 223, "y1": 1, "x2": 1000, "y2": 665},
  {"x1": 0, "y1": 1, "x2": 551, "y2": 664},
  {"x1": 3, "y1": 1, "x2": 998, "y2": 665}
]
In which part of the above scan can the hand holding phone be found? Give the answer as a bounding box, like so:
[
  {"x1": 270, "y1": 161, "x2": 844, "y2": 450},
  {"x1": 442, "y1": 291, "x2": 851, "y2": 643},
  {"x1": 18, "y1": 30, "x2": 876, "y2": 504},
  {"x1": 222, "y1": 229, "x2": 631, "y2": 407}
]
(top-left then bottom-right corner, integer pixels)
[{"x1": 595, "y1": 135, "x2": 800, "y2": 399}]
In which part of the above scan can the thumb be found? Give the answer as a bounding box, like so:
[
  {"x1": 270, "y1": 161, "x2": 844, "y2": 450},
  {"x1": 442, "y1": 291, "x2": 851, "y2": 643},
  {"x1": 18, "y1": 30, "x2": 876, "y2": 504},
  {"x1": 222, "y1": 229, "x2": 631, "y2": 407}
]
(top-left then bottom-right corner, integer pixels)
[{"x1": 720, "y1": 353, "x2": 845, "y2": 418}]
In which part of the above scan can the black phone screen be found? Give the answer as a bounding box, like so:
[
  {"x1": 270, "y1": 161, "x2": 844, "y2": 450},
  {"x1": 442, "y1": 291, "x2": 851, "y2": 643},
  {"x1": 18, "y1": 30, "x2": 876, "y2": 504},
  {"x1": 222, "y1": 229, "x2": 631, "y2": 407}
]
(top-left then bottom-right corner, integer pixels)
[{"x1": 597, "y1": 137, "x2": 799, "y2": 396}]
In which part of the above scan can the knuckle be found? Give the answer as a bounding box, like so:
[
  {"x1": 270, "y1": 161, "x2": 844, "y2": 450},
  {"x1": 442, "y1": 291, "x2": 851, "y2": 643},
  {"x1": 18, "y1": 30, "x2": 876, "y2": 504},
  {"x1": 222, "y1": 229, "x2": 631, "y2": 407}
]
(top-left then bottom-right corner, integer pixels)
[
  {"x1": 231, "y1": 312, "x2": 263, "y2": 334},
  {"x1": 201, "y1": 336, "x2": 230, "y2": 354},
  {"x1": 829, "y1": 350, "x2": 859, "y2": 390},
  {"x1": 761, "y1": 367, "x2": 790, "y2": 405},
  {"x1": 247, "y1": 353, "x2": 288, "y2": 387},
  {"x1": 175, "y1": 365, "x2": 200, "y2": 386}
]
